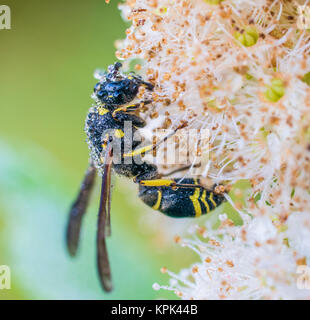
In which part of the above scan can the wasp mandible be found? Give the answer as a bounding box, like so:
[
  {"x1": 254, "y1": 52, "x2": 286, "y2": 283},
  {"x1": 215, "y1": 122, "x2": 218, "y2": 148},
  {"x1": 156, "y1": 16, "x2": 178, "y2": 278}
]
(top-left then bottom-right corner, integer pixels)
[{"x1": 66, "y1": 62, "x2": 226, "y2": 292}]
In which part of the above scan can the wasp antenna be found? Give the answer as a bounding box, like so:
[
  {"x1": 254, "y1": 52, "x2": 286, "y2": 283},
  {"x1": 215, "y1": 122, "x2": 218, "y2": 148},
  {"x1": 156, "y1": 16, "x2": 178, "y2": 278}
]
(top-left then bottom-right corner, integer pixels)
[
  {"x1": 114, "y1": 62, "x2": 122, "y2": 70},
  {"x1": 108, "y1": 62, "x2": 122, "y2": 77}
]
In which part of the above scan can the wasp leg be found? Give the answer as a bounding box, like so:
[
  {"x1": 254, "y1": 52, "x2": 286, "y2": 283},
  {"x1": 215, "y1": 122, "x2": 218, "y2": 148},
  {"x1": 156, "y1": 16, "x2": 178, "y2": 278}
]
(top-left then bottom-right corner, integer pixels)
[
  {"x1": 136, "y1": 77, "x2": 154, "y2": 91},
  {"x1": 112, "y1": 100, "x2": 152, "y2": 118},
  {"x1": 66, "y1": 165, "x2": 96, "y2": 256},
  {"x1": 141, "y1": 81, "x2": 154, "y2": 91},
  {"x1": 123, "y1": 122, "x2": 188, "y2": 158},
  {"x1": 129, "y1": 74, "x2": 154, "y2": 91}
]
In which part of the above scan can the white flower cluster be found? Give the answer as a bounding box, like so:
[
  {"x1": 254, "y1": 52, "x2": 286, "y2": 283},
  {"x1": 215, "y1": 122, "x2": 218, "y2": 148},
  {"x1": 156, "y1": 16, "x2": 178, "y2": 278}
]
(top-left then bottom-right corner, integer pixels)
[
  {"x1": 116, "y1": 0, "x2": 310, "y2": 299},
  {"x1": 153, "y1": 214, "x2": 310, "y2": 299}
]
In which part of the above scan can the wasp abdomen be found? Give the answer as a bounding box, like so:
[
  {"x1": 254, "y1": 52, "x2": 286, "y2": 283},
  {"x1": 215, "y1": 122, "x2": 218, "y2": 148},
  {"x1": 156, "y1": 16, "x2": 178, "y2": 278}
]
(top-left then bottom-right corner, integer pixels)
[{"x1": 138, "y1": 178, "x2": 225, "y2": 218}]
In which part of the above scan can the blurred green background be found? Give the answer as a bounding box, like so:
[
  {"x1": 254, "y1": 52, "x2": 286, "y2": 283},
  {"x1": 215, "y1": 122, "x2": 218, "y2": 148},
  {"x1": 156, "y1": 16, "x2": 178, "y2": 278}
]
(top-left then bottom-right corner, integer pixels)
[{"x1": 0, "y1": 0, "x2": 239, "y2": 300}]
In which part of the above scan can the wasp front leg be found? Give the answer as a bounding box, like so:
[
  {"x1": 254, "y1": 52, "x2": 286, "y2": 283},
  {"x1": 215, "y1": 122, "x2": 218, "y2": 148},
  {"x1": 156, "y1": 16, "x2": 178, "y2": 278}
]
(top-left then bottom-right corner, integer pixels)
[{"x1": 112, "y1": 100, "x2": 152, "y2": 127}]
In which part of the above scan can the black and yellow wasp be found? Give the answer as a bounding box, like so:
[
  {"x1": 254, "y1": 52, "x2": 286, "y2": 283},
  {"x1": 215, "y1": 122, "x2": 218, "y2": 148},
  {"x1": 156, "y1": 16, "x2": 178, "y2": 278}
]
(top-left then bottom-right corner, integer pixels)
[{"x1": 66, "y1": 62, "x2": 226, "y2": 292}]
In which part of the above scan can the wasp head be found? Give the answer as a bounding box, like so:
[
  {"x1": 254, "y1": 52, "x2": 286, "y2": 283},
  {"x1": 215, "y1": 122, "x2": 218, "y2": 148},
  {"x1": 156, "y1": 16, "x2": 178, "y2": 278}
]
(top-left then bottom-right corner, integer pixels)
[{"x1": 93, "y1": 62, "x2": 154, "y2": 107}]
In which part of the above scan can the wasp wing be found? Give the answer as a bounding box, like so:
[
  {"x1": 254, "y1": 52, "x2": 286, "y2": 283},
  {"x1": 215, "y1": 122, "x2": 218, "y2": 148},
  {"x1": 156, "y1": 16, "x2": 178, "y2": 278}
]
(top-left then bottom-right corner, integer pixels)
[
  {"x1": 105, "y1": 154, "x2": 113, "y2": 238},
  {"x1": 97, "y1": 142, "x2": 113, "y2": 292},
  {"x1": 66, "y1": 165, "x2": 96, "y2": 256}
]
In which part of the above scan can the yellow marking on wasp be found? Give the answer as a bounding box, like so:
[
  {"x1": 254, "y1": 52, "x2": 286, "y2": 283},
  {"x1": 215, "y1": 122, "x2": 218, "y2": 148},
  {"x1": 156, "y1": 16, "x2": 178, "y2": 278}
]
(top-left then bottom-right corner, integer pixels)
[
  {"x1": 194, "y1": 178, "x2": 199, "y2": 185},
  {"x1": 114, "y1": 129, "x2": 125, "y2": 138},
  {"x1": 98, "y1": 107, "x2": 109, "y2": 116},
  {"x1": 112, "y1": 106, "x2": 124, "y2": 117},
  {"x1": 108, "y1": 95, "x2": 113, "y2": 98},
  {"x1": 128, "y1": 76, "x2": 134, "y2": 80},
  {"x1": 200, "y1": 190, "x2": 210, "y2": 213},
  {"x1": 140, "y1": 179, "x2": 175, "y2": 187},
  {"x1": 190, "y1": 188, "x2": 202, "y2": 217},
  {"x1": 101, "y1": 133, "x2": 109, "y2": 149},
  {"x1": 127, "y1": 104, "x2": 138, "y2": 110},
  {"x1": 123, "y1": 145, "x2": 153, "y2": 157},
  {"x1": 209, "y1": 192, "x2": 217, "y2": 208},
  {"x1": 112, "y1": 104, "x2": 137, "y2": 117},
  {"x1": 152, "y1": 190, "x2": 162, "y2": 210}
]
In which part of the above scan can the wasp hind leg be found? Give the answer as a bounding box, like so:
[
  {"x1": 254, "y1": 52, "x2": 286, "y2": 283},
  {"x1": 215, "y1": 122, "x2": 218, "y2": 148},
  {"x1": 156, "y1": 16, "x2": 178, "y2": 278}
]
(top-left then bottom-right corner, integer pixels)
[{"x1": 66, "y1": 165, "x2": 96, "y2": 256}]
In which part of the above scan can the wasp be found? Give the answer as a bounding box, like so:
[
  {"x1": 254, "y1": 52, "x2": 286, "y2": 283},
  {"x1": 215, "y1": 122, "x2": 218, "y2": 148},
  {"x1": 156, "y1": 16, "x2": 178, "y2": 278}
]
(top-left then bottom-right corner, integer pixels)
[{"x1": 66, "y1": 62, "x2": 226, "y2": 292}]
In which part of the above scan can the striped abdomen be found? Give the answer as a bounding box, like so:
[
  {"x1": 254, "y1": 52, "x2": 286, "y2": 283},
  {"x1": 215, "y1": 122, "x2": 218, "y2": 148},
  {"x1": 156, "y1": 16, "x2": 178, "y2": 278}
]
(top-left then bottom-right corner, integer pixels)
[{"x1": 138, "y1": 178, "x2": 226, "y2": 218}]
